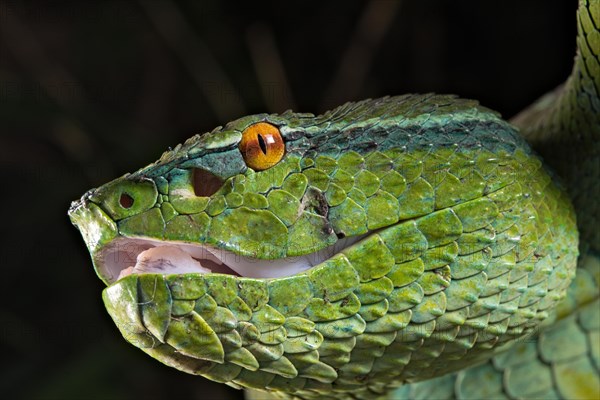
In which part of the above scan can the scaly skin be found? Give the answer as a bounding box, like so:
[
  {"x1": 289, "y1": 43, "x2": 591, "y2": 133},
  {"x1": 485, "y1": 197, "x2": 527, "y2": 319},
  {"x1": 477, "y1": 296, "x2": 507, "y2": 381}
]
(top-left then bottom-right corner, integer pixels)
[
  {"x1": 395, "y1": 1, "x2": 600, "y2": 398},
  {"x1": 69, "y1": 2, "x2": 598, "y2": 399},
  {"x1": 69, "y1": 96, "x2": 578, "y2": 398}
]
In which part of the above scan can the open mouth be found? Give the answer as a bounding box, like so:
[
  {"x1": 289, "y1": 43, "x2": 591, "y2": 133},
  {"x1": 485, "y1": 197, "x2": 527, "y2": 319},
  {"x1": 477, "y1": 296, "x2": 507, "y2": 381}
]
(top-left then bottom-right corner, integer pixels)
[{"x1": 99, "y1": 235, "x2": 366, "y2": 284}]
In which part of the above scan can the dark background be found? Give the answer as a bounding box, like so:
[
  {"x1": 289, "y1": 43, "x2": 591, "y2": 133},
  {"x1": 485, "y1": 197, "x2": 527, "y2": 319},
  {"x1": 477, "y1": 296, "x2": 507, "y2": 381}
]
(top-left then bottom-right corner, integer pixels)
[{"x1": 0, "y1": 1, "x2": 577, "y2": 399}]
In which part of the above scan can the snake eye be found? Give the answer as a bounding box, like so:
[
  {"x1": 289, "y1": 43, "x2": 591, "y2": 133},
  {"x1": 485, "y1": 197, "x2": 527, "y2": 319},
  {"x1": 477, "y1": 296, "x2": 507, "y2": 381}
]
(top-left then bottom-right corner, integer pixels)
[{"x1": 239, "y1": 122, "x2": 285, "y2": 170}]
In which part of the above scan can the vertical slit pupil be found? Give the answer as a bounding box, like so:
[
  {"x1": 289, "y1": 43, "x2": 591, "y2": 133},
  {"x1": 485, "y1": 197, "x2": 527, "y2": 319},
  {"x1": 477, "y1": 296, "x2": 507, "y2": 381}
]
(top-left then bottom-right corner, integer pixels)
[{"x1": 257, "y1": 133, "x2": 267, "y2": 155}]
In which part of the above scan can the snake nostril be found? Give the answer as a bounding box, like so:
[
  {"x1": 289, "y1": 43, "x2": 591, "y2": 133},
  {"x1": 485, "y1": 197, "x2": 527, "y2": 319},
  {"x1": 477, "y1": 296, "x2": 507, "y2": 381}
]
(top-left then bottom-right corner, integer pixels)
[
  {"x1": 193, "y1": 168, "x2": 225, "y2": 197},
  {"x1": 119, "y1": 193, "x2": 134, "y2": 208}
]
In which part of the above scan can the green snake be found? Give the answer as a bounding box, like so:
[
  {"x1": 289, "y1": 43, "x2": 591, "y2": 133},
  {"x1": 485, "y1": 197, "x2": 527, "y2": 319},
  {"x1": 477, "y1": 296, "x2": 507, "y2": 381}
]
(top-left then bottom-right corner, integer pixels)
[{"x1": 69, "y1": 1, "x2": 599, "y2": 399}]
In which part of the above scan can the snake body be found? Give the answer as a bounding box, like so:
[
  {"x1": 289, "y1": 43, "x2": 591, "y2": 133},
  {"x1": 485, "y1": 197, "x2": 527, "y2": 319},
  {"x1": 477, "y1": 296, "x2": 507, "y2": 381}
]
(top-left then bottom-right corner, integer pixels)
[{"x1": 69, "y1": 1, "x2": 599, "y2": 399}]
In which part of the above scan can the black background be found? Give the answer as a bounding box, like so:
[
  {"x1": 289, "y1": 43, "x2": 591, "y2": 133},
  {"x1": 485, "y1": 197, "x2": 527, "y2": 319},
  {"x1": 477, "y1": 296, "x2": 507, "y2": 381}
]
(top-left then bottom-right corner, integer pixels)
[{"x1": 0, "y1": 1, "x2": 577, "y2": 399}]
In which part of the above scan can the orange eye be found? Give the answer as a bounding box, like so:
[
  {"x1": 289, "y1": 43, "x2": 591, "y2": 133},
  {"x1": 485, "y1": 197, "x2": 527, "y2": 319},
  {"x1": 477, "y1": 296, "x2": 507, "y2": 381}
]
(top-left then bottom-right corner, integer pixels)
[{"x1": 239, "y1": 122, "x2": 285, "y2": 170}]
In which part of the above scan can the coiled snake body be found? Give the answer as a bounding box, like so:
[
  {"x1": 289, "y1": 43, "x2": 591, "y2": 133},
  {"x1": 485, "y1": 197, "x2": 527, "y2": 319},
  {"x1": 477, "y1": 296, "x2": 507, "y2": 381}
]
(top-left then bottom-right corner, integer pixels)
[{"x1": 69, "y1": 2, "x2": 599, "y2": 399}]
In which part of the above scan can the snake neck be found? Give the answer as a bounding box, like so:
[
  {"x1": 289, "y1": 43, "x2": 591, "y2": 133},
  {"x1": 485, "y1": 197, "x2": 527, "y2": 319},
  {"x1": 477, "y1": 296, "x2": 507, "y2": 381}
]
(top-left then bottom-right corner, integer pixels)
[
  {"x1": 512, "y1": 0, "x2": 600, "y2": 320},
  {"x1": 513, "y1": 0, "x2": 599, "y2": 255}
]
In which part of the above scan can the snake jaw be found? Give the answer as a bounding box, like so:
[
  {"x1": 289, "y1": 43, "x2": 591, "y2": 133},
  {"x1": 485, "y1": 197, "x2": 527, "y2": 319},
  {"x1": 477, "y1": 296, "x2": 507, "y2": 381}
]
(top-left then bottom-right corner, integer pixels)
[
  {"x1": 67, "y1": 153, "x2": 365, "y2": 284},
  {"x1": 69, "y1": 183, "x2": 367, "y2": 285}
]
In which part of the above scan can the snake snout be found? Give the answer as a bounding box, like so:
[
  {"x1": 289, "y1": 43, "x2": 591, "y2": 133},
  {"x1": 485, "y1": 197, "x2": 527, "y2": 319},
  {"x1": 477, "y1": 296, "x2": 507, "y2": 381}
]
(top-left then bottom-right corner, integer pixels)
[{"x1": 67, "y1": 188, "x2": 96, "y2": 221}]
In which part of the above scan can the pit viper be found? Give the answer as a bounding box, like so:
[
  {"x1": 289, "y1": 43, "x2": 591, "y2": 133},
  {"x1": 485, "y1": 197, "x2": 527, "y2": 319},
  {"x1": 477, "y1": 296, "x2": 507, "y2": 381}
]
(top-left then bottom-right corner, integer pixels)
[{"x1": 69, "y1": 1, "x2": 600, "y2": 399}]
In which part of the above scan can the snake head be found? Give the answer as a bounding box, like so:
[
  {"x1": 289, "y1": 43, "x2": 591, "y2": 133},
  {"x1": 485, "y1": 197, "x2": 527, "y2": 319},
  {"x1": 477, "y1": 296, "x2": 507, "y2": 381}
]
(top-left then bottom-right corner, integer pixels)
[
  {"x1": 68, "y1": 108, "x2": 374, "y2": 286},
  {"x1": 68, "y1": 95, "x2": 578, "y2": 395}
]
